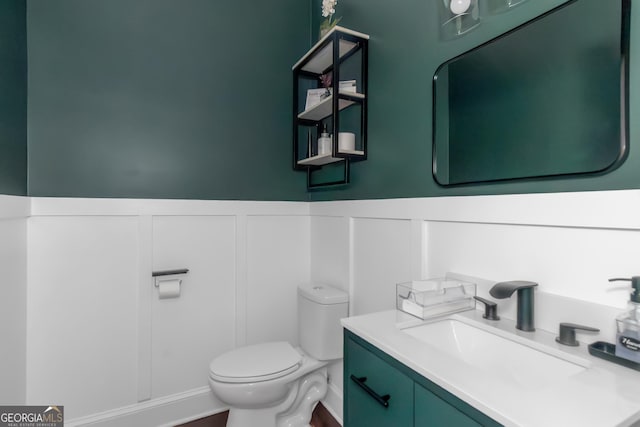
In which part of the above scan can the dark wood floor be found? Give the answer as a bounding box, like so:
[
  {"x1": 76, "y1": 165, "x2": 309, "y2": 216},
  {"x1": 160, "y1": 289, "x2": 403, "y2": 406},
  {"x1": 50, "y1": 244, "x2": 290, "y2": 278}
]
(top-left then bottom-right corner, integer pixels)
[
  {"x1": 176, "y1": 402, "x2": 340, "y2": 427},
  {"x1": 176, "y1": 411, "x2": 228, "y2": 427}
]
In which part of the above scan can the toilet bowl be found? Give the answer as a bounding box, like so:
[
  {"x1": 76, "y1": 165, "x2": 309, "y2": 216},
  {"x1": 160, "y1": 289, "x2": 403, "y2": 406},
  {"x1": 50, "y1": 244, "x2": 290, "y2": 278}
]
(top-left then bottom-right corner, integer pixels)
[
  {"x1": 208, "y1": 343, "x2": 327, "y2": 427},
  {"x1": 208, "y1": 284, "x2": 348, "y2": 427}
]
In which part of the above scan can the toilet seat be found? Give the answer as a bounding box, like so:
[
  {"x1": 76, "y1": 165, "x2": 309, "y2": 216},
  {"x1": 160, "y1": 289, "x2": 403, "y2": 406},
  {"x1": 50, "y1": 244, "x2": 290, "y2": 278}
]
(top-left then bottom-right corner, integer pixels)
[{"x1": 209, "y1": 341, "x2": 302, "y2": 383}]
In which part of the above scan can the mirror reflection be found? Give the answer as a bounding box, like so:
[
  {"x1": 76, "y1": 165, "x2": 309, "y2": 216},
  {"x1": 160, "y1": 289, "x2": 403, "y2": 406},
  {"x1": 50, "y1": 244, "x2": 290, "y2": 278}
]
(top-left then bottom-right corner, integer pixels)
[{"x1": 433, "y1": 0, "x2": 629, "y2": 186}]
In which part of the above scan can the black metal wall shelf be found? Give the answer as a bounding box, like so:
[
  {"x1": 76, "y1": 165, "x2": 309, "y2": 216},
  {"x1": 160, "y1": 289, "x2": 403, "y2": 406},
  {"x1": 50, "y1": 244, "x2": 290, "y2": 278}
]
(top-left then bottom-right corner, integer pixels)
[
  {"x1": 298, "y1": 92, "x2": 365, "y2": 122},
  {"x1": 292, "y1": 26, "x2": 369, "y2": 189}
]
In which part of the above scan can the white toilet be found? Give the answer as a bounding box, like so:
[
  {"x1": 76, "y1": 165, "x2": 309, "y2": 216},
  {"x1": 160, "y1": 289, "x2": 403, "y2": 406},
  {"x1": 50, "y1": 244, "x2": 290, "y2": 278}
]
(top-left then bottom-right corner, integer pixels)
[{"x1": 208, "y1": 284, "x2": 349, "y2": 427}]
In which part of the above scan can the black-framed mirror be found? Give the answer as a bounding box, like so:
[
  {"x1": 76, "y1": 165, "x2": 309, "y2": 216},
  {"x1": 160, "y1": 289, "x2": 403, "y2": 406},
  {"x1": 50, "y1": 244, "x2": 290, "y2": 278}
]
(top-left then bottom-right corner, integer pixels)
[{"x1": 433, "y1": 0, "x2": 630, "y2": 186}]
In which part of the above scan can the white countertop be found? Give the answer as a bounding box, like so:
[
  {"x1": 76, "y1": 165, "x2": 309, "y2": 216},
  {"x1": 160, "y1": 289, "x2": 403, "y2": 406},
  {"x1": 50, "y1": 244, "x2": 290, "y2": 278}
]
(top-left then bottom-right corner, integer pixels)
[{"x1": 342, "y1": 309, "x2": 640, "y2": 427}]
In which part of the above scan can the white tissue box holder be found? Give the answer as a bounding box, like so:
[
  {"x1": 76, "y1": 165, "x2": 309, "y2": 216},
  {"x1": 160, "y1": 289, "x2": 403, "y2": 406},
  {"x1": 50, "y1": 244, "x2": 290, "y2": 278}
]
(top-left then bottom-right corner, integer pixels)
[{"x1": 396, "y1": 278, "x2": 476, "y2": 320}]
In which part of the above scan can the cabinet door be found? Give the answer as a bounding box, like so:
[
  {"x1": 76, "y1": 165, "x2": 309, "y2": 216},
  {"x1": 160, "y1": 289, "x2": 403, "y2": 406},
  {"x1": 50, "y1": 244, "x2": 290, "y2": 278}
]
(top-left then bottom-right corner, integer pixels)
[
  {"x1": 344, "y1": 335, "x2": 413, "y2": 427},
  {"x1": 415, "y1": 383, "x2": 482, "y2": 427}
]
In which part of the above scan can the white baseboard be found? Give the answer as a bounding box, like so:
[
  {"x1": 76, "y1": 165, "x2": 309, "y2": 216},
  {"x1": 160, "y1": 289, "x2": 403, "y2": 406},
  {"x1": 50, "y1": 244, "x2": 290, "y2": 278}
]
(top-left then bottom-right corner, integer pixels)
[
  {"x1": 321, "y1": 382, "x2": 343, "y2": 426},
  {"x1": 66, "y1": 387, "x2": 227, "y2": 427},
  {"x1": 67, "y1": 383, "x2": 342, "y2": 427}
]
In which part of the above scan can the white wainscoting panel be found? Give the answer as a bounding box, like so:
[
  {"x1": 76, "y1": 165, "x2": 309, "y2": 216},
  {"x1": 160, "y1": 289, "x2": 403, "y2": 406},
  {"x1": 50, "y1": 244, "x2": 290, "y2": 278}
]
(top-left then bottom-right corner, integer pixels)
[
  {"x1": 0, "y1": 214, "x2": 27, "y2": 404},
  {"x1": 25, "y1": 199, "x2": 310, "y2": 426},
  {"x1": 0, "y1": 194, "x2": 30, "y2": 219},
  {"x1": 27, "y1": 216, "x2": 140, "y2": 419},
  {"x1": 246, "y1": 215, "x2": 310, "y2": 346},
  {"x1": 309, "y1": 215, "x2": 350, "y2": 417},
  {"x1": 310, "y1": 215, "x2": 349, "y2": 293},
  {"x1": 137, "y1": 216, "x2": 153, "y2": 402},
  {"x1": 352, "y1": 218, "x2": 413, "y2": 316},
  {"x1": 19, "y1": 190, "x2": 640, "y2": 425},
  {"x1": 309, "y1": 190, "x2": 640, "y2": 230},
  {"x1": 151, "y1": 215, "x2": 236, "y2": 399},
  {"x1": 425, "y1": 221, "x2": 640, "y2": 308}
]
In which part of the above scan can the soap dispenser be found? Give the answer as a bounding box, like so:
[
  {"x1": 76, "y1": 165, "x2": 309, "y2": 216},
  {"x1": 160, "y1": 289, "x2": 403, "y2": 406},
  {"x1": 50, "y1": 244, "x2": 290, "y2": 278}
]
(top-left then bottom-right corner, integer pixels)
[
  {"x1": 317, "y1": 124, "x2": 332, "y2": 156},
  {"x1": 609, "y1": 277, "x2": 640, "y2": 363}
]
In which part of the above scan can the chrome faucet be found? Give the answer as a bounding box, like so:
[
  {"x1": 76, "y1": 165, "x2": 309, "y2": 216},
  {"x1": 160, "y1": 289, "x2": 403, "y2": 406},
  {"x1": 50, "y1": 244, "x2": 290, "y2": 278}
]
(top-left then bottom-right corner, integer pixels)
[{"x1": 489, "y1": 280, "x2": 538, "y2": 332}]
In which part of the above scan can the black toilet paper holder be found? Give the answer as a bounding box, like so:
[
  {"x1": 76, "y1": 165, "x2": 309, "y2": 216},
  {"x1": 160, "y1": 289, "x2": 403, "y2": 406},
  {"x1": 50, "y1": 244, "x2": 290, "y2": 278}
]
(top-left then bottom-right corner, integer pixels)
[{"x1": 152, "y1": 269, "x2": 189, "y2": 286}]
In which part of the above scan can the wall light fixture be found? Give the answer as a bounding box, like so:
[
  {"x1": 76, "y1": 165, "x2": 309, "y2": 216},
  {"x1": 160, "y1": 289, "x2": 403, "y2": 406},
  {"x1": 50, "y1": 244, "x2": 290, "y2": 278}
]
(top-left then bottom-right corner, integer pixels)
[{"x1": 438, "y1": 0, "x2": 481, "y2": 40}]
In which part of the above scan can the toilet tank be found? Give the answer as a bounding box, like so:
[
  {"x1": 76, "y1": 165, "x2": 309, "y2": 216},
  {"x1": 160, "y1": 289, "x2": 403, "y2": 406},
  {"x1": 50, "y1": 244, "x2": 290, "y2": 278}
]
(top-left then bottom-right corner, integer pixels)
[{"x1": 298, "y1": 284, "x2": 349, "y2": 361}]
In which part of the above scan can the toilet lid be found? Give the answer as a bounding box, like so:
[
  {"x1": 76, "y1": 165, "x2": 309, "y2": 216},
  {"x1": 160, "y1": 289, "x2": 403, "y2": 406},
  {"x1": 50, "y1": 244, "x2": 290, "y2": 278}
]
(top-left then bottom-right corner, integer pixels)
[{"x1": 209, "y1": 342, "x2": 302, "y2": 383}]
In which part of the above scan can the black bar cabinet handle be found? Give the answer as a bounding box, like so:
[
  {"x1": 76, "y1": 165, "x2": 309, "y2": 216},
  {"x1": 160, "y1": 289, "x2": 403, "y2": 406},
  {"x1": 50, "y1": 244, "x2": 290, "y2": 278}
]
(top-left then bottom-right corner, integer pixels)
[{"x1": 350, "y1": 375, "x2": 390, "y2": 408}]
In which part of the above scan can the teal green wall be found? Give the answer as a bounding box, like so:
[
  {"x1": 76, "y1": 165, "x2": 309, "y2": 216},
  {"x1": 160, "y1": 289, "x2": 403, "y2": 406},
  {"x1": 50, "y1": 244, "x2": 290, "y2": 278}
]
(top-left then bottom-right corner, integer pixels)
[
  {"x1": 27, "y1": 0, "x2": 311, "y2": 200},
  {"x1": 11, "y1": 0, "x2": 640, "y2": 200},
  {"x1": 0, "y1": 1, "x2": 27, "y2": 196},
  {"x1": 310, "y1": 0, "x2": 640, "y2": 200}
]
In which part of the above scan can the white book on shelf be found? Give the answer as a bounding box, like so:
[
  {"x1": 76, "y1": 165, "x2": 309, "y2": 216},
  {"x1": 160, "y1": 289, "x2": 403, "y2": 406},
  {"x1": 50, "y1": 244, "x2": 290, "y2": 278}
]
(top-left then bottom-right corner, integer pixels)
[{"x1": 305, "y1": 80, "x2": 357, "y2": 111}]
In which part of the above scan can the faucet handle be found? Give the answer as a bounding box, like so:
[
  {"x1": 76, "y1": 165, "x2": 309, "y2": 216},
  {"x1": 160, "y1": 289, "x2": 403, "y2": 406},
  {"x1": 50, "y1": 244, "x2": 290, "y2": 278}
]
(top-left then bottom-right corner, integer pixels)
[
  {"x1": 555, "y1": 322, "x2": 600, "y2": 347},
  {"x1": 474, "y1": 296, "x2": 500, "y2": 320}
]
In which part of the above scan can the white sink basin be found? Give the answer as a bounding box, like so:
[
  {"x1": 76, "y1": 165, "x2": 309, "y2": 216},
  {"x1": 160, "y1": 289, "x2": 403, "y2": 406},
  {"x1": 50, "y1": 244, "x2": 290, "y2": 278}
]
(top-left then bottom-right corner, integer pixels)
[{"x1": 402, "y1": 318, "x2": 587, "y2": 388}]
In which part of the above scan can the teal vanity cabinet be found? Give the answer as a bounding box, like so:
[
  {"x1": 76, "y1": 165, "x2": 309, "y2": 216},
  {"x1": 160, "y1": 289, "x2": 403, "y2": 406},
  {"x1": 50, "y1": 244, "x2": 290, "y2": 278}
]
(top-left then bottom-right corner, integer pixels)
[
  {"x1": 344, "y1": 329, "x2": 414, "y2": 426},
  {"x1": 414, "y1": 384, "x2": 482, "y2": 427},
  {"x1": 344, "y1": 330, "x2": 502, "y2": 426}
]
